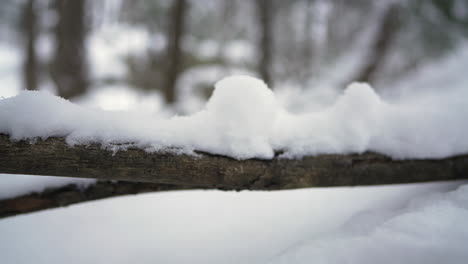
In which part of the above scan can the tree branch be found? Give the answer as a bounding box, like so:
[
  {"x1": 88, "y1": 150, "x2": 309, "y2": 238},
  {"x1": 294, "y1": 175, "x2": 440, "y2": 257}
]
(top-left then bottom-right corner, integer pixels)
[
  {"x1": 0, "y1": 180, "x2": 193, "y2": 219},
  {"x1": 1, "y1": 134, "x2": 467, "y2": 190}
]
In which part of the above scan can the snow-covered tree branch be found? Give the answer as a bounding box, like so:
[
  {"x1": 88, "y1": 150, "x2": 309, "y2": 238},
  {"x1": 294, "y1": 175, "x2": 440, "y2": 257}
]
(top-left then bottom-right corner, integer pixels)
[{"x1": 1, "y1": 133, "x2": 467, "y2": 191}]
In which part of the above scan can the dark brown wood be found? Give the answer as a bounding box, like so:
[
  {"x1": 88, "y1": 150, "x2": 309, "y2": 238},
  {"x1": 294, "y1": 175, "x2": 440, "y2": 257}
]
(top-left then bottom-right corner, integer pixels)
[
  {"x1": 0, "y1": 180, "x2": 193, "y2": 219},
  {"x1": 1, "y1": 134, "x2": 468, "y2": 190}
]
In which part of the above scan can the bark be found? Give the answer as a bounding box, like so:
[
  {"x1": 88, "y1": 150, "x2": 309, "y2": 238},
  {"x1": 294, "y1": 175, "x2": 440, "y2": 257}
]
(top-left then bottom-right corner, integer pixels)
[
  {"x1": 1, "y1": 134, "x2": 467, "y2": 191},
  {"x1": 49, "y1": 0, "x2": 89, "y2": 99},
  {"x1": 256, "y1": 0, "x2": 274, "y2": 86},
  {"x1": 21, "y1": 0, "x2": 39, "y2": 91},
  {"x1": 0, "y1": 181, "x2": 194, "y2": 219},
  {"x1": 163, "y1": 0, "x2": 188, "y2": 104}
]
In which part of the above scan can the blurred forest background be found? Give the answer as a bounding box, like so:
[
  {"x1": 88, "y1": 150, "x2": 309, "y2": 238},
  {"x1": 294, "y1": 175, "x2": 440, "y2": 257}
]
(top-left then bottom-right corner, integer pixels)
[{"x1": 0, "y1": 0, "x2": 467, "y2": 113}]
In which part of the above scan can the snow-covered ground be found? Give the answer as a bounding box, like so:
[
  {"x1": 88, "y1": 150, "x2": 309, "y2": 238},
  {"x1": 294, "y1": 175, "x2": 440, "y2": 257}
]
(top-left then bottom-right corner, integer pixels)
[{"x1": 0, "y1": 180, "x2": 466, "y2": 264}]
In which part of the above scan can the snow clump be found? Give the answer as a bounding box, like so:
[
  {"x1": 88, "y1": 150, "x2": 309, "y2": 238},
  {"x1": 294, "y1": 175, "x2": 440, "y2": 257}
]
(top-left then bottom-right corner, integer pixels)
[{"x1": 1, "y1": 75, "x2": 467, "y2": 160}]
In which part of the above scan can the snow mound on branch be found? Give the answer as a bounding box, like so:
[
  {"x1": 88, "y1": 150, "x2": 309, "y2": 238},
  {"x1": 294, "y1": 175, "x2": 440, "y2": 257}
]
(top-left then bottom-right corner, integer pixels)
[
  {"x1": 272, "y1": 83, "x2": 383, "y2": 157},
  {"x1": 203, "y1": 75, "x2": 278, "y2": 158},
  {"x1": 207, "y1": 75, "x2": 277, "y2": 125},
  {"x1": 1, "y1": 75, "x2": 467, "y2": 159}
]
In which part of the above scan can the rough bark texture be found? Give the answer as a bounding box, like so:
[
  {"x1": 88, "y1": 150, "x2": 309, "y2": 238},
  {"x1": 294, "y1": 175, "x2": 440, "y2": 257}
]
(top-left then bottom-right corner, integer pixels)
[
  {"x1": 0, "y1": 181, "x2": 193, "y2": 219},
  {"x1": 1, "y1": 134, "x2": 467, "y2": 190}
]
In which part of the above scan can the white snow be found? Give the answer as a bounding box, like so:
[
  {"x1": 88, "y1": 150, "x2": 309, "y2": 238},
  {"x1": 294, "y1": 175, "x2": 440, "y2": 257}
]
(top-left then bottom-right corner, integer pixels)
[
  {"x1": 271, "y1": 182, "x2": 468, "y2": 264},
  {"x1": 0, "y1": 181, "x2": 465, "y2": 264},
  {"x1": 201, "y1": 76, "x2": 278, "y2": 157},
  {"x1": 1, "y1": 75, "x2": 467, "y2": 159},
  {"x1": 0, "y1": 174, "x2": 95, "y2": 199}
]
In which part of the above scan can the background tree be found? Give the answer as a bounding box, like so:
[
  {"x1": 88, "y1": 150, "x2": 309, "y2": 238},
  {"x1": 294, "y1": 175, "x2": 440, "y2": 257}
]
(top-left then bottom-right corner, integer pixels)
[
  {"x1": 256, "y1": 0, "x2": 274, "y2": 86},
  {"x1": 352, "y1": 3, "x2": 401, "y2": 85},
  {"x1": 49, "y1": 0, "x2": 89, "y2": 99},
  {"x1": 164, "y1": 0, "x2": 189, "y2": 104},
  {"x1": 20, "y1": 0, "x2": 39, "y2": 91}
]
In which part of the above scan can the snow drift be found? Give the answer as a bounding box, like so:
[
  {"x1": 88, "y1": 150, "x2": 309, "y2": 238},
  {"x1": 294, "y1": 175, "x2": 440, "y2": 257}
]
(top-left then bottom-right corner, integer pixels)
[{"x1": 0, "y1": 180, "x2": 466, "y2": 264}]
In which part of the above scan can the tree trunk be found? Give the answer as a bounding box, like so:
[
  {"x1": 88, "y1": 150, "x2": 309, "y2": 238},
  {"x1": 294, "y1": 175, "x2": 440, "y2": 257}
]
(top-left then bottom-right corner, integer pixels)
[
  {"x1": 49, "y1": 0, "x2": 89, "y2": 99},
  {"x1": 256, "y1": 0, "x2": 274, "y2": 86},
  {"x1": 163, "y1": 0, "x2": 188, "y2": 104},
  {"x1": 21, "y1": 0, "x2": 39, "y2": 91},
  {"x1": 352, "y1": 3, "x2": 400, "y2": 84}
]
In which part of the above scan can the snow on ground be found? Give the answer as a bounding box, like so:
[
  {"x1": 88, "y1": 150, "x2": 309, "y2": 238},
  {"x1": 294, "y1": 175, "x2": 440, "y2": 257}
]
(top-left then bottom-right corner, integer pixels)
[
  {"x1": 1, "y1": 75, "x2": 467, "y2": 159},
  {"x1": 271, "y1": 182, "x2": 468, "y2": 264},
  {"x1": 0, "y1": 180, "x2": 465, "y2": 264},
  {"x1": 0, "y1": 174, "x2": 95, "y2": 199}
]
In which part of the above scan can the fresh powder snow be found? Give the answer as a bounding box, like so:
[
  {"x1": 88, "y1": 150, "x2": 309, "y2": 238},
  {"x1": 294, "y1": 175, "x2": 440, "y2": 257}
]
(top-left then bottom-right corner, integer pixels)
[
  {"x1": 0, "y1": 180, "x2": 466, "y2": 264},
  {"x1": 1, "y1": 75, "x2": 467, "y2": 159}
]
